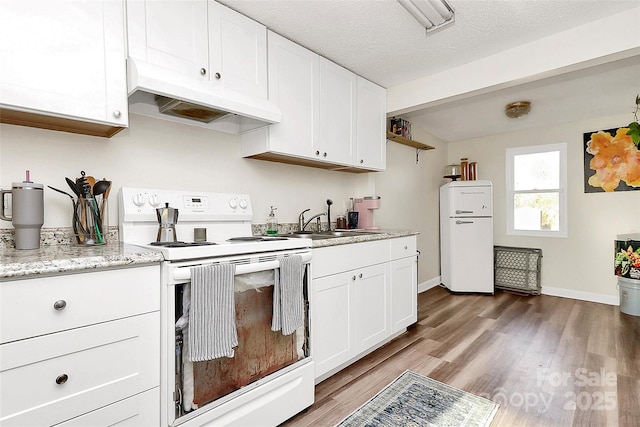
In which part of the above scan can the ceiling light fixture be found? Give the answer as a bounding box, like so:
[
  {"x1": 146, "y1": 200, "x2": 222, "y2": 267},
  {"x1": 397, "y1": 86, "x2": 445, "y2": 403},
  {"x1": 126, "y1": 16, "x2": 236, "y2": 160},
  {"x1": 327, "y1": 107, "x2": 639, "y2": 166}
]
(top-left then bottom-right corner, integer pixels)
[
  {"x1": 398, "y1": 0, "x2": 455, "y2": 34},
  {"x1": 505, "y1": 101, "x2": 531, "y2": 119}
]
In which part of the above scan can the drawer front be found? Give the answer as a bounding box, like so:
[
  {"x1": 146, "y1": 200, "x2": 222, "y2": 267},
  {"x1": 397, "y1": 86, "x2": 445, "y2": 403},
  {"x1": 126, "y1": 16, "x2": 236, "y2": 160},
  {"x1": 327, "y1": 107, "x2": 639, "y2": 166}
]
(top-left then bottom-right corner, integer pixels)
[
  {"x1": 389, "y1": 236, "x2": 417, "y2": 260},
  {"x1": 313, "y1": 239, "x2": 389, "y2": 278},
  {"x1": 0, "y1": 312, "x2": 160, "y2": 426},
  {"x1": 0, "y1": 265, "x2": 159, "y2": 344},
  {"x1": 56, "y1": 388, "x2": 159, "y2": 427}
]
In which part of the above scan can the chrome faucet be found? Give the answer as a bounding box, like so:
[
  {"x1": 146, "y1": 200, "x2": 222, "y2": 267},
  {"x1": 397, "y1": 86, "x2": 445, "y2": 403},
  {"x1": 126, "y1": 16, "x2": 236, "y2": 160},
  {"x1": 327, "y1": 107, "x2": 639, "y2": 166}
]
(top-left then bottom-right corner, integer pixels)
[{"x1": 298, "y1": 208, "x2": 327, "y2": 232}]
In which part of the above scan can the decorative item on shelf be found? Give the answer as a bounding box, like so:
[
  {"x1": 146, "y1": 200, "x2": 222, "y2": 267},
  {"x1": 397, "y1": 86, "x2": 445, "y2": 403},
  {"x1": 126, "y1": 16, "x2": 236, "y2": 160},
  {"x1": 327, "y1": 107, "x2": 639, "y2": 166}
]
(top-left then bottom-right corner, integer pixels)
[
  {"x1": 457, "y1": 158, "x2": 478, "y2": 181},
  {"x1": 443, "y1": 163, "x2": 461, "y2": 181},
  {"x1": 505, "y1": 101, "x2": 531, "y2": 119},
  {"x1": 389, "y1": 116, "x2": 412, "y2": 139}
]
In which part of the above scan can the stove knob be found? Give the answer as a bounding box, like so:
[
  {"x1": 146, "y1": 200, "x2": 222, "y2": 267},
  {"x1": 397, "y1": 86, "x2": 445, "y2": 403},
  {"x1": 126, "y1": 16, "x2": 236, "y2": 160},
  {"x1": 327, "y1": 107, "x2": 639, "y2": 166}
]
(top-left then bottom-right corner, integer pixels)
[
  {"x1": 148, "y1": 194, "x2": 161, "y2": 207},
  {"x1": 239, "y1": 199, "x2": 248, "y2": 209},
  {"x1": 229, "y1": 198, "x2": 238, "y2": 209},
  {"x1": 133, "y1": 193, "x2": 146, "y2": 206}
]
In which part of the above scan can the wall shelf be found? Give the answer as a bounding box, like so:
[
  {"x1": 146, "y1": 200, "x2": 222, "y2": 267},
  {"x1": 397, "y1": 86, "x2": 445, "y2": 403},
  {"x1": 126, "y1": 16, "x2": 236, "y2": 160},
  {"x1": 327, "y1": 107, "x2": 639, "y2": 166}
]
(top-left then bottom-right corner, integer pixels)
[{"x1": 386, "y1": 131, "x2": 435, "y2": 163}]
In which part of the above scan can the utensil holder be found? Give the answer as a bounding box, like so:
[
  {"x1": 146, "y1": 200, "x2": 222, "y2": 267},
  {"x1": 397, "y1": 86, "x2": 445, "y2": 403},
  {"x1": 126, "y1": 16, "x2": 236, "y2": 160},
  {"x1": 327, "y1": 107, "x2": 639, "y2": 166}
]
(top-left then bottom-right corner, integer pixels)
[{"x1": 73, "y1": 197, "x2": 107, "y2": 245}]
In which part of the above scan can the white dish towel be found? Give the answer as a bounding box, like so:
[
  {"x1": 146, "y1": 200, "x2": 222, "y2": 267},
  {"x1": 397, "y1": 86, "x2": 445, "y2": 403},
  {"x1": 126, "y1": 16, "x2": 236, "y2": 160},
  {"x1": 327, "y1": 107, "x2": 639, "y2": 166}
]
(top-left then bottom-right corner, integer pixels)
[
  {"x1": 188, "y1": 263, "x2": 237, "y2": 361},
  {"x1": 272, "y1": 255, "x2": 304, "y2": 336}
]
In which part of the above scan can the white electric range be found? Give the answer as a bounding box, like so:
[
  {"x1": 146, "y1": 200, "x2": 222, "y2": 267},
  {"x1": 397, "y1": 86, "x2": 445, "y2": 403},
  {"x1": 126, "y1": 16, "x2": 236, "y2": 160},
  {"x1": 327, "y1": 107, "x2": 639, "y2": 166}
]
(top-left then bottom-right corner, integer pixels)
[{"x1": 118, "y1": 187, "x2": 314, "y2": 427}]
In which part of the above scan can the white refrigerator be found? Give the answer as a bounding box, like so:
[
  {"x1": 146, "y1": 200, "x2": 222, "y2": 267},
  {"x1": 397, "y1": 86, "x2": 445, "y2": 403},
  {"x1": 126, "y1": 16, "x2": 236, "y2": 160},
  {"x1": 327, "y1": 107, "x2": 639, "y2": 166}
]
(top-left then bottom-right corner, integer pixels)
[{"x1": 440, "y1": 180, "x2": 494, "y2": 294}]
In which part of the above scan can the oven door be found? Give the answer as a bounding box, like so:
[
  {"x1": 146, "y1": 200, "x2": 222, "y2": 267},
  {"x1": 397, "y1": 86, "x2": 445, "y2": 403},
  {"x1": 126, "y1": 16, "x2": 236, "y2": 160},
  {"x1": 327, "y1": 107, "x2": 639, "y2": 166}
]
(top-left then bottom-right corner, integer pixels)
[{"x1": 161, "y1": 249, "x2": 313, "y2": 427}]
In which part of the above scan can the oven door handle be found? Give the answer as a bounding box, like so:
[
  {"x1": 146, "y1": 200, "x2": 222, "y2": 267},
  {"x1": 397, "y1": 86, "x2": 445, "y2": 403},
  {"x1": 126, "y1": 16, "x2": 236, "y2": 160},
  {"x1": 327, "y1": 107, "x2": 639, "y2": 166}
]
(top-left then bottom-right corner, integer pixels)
[{"x1": 172, "y1": 252, "x2": 312, "y2": 281}]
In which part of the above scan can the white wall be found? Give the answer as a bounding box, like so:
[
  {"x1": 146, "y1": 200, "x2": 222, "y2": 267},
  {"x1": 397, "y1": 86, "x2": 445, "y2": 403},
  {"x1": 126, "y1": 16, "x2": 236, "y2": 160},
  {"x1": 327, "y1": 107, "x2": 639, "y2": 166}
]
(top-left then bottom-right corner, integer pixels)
[
  {"x1": 373, "y1": 126, "x2": 447, "y2": 285},
  {"x1": 0, "y1": 114, "x2": 370, "y2": 228},
  {"x1": 446, "y1": 113, "x2": 640, "y2": 302},
  {"x1": 0, "y1": 113, "x2": 446, "y2": 286}
]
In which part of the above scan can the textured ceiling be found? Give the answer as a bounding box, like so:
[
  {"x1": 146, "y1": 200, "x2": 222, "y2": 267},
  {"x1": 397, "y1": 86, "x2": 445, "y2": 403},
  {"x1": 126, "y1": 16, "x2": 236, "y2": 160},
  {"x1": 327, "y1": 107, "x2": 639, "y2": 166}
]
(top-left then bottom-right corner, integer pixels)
[{"x1": 219, "y1": 0, "x2": 640, "y2": 142}]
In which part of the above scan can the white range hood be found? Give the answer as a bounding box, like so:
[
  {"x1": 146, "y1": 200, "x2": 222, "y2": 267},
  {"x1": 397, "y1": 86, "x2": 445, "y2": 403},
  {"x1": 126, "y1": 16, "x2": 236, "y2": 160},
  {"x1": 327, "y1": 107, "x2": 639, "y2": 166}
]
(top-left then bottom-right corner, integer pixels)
[{"x1": 127, "y1": 59, "x2": 281, "y2": 134}]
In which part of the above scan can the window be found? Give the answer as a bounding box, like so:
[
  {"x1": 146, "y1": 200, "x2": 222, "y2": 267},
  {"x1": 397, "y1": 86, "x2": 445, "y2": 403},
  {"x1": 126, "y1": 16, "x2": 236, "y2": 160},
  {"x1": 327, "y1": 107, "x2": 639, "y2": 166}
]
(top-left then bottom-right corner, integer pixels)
[{"x1": 506, "y1": 143, "x2": 567, "y2": 237}]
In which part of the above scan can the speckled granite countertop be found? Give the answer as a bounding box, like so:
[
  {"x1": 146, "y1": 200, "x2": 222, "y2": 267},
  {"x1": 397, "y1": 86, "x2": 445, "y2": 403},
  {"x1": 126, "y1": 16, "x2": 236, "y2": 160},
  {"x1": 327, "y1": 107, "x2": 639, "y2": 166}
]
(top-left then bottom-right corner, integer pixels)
[
  {"x1": 309, "y1": 229, "x2": 419, "y2": 248},
  {"x1": 0, "y1": 242, "x2": 163, "y2": 280},
  {"x1": 0, "y1": 229, "x2": 417, "y2": 280}
]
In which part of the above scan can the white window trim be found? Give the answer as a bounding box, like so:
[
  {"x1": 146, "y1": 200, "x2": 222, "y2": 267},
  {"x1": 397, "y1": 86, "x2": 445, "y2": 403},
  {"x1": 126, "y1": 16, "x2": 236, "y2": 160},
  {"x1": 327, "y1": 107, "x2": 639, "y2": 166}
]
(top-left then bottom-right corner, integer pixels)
[{"x1": 506, "y1": 143, "x2": 568, "y2": 238}]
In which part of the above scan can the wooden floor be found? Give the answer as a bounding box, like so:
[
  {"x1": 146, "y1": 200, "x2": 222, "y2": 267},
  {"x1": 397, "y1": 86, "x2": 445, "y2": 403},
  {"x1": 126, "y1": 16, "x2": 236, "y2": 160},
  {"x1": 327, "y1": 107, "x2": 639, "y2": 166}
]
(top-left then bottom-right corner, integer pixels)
[{"x1": 282, "y1": 286, "x2": 640, "y2": 427}]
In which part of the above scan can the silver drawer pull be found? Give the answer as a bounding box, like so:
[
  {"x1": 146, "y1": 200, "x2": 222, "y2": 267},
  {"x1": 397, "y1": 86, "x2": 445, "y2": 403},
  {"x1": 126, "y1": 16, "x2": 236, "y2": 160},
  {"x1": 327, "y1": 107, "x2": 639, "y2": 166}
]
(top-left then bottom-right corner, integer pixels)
[
  {"x1": 456, "y1": 220, "x2": 474, "y2": 225},
  {"x1": 53, "y1": 300, "x2": 67, "y2": 311},
  {"x1": 56, "y1": 374, "x2": 69, "y2": 385},
  {"x1": 455, "y1": 210, "x2": 473, "y2": 214},
  {"x1": 359, "y1": 273, "x2": 363, "y2": 279},
  {"x1": 404, "y1": 245, "x2": 408, "y2": 250},
  {"x1": 352, "y1": 275, "x2": 356, "y2": 281}
]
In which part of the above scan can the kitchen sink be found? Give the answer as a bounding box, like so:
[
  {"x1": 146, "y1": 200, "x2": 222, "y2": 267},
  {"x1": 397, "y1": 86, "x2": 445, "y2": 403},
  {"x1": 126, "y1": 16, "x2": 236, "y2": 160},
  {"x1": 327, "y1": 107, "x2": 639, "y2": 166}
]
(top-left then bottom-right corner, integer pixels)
[{"x1": 285, "y1": 230, "x2": 381, "y2": 240}]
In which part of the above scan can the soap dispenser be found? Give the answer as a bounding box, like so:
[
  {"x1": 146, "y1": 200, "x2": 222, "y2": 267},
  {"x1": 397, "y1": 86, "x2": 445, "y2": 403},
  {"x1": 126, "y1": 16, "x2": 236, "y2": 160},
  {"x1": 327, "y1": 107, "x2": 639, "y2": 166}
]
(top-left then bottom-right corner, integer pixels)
[{"x1": 266, "y1": 206, "x2": 278, "y2": 235}]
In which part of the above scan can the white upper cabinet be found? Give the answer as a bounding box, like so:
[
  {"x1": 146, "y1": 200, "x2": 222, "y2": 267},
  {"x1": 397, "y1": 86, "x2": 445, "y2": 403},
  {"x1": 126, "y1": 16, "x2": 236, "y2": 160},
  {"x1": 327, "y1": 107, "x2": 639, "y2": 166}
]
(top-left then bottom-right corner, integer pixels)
[
  {"x1": 263, "y1": 31, "x2": 319, "y2": 158},
  {"x1": 356, "y1": 77, "x2": 386, "y2": 171},
  {"x1": 0, "y1": 0, "x2": 128, "y2": 137},
  {"x1": 127, "y1": 0, "x2": 267, "y2": 98},
  {"x1": 209, "y1": 1, "x2": 267, "y2": 98},
  {"x1": 241, "y1": 31, "x2": 386, "y2": 172},
  {"x1": 126, "y1": 0, "x2": 209, "y2": 81},
  {"x1": 317, "y1": 57, "x2": 356, "y2": 165},
  {"x1": 126, "y1": 0, "x2": 276, "y2": 131}
]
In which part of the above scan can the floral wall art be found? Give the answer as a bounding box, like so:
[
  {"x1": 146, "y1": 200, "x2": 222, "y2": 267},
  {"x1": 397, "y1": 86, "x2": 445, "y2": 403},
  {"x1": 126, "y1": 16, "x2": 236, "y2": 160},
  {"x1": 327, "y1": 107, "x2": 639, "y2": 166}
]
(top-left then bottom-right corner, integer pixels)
[{"x1": 583, "y1": 127, "x2": 640, "y2": 192}]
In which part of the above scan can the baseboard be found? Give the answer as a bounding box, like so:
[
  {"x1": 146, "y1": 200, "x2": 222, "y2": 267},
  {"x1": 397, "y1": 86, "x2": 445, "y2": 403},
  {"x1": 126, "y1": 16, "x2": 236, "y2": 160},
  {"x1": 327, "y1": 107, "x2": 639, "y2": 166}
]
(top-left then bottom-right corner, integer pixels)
[
  {"x1": 419, "y1": 276, "x2": 441, "y2": 293},
  {"x1": 541, "y1": 286, "x2": 619, "y2": 306}
]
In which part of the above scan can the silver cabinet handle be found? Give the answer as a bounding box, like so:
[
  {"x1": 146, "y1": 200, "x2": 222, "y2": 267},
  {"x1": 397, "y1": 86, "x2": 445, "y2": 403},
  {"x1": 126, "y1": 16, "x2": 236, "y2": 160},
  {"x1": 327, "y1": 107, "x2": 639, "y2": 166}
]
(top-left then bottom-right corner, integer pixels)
[
  {"x1": 456, "y1": 220, "x2": 474, "y2": 225},
  {"x1": 404, "y1": 245, "x2": 408, "y2": 250},
  {"x1": 200, "y1": 68, "x2": 207, "y2": 75},
  {"x1": 315, "y1": 151, "x2": 320, "y2": 156},
  {"x1": 323, "y1": 152, "x2": 327, "y2": 157},
  {"x1": 358, "y1": 273, "x2": 363, "y2": 279},
  {"x1": 455, "y1": 210, "x2": 473, "y2": 214},
  {"x1": 56, "y1": 374, "x2": 69, "y2": 385},
  {"x1": 360, "y1": 159, "x2": 364, "y2": 164},
  {"x1": 53, "y1": 300, "x2": 67, "y2": 310},
  {"x1": 214, "y1": 72, "x2": 221, "y2": 79},
  {"x1": 113, "y1": 110, "x2": 121, "y2": 118},
  {"x1": 352, "y1": 275, "x2": 356, "y2": 281}
]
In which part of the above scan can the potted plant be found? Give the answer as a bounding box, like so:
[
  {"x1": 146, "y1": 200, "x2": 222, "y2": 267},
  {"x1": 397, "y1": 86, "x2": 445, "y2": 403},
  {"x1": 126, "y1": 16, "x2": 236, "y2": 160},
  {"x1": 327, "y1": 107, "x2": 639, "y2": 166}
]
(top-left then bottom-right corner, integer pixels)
[{"x1": 627, "y1": 95, "x2": 640, "y2": 145}]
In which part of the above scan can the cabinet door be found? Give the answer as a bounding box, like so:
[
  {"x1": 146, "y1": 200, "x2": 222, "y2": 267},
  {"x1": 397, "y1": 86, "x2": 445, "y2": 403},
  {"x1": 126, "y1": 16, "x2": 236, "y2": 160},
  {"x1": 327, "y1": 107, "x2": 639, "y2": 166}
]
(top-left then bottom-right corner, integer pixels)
[
  {"x1": 209, "y1": 1, "x2": 267, "y2": 99},
  {"x1": 0, "y1": 0, "x2": 127, "y2": 128},
  {"x1": 317, "y1": 57, "x2": 356, "y2": 165},
  {"x1": 390, "y1": 256, "x2": 418, "y2": 333},
  {"x1": 311, "y1": 273, "x2": 354, "y2": 379},
  {"x1": 267, "y1": 31, "x2": 319, "y2": 158},
  {"x1": 354, "y1": 263, "x2": 390, "y2": 352},
  {"x1": 126, "y1": 0, "x2": 208, "y2": 80},
  {"x1": 355, "y1": 77, "x2": 386, "y2": 170}
]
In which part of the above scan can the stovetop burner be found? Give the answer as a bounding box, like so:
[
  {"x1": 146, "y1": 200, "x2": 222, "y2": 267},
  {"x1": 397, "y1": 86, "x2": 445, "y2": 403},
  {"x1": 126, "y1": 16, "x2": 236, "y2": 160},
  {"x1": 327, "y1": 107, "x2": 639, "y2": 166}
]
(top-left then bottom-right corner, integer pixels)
[{"x1": 150, "y1": 241, "x2": 218, "y2": 247}]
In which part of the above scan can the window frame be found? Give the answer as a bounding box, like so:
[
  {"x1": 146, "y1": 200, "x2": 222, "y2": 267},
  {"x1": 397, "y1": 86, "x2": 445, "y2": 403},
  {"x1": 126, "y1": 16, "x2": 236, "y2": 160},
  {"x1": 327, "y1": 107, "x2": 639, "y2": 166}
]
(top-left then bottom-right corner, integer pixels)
[{"x1": 506, "y1": 142, "x2": 568, "y2": 238}]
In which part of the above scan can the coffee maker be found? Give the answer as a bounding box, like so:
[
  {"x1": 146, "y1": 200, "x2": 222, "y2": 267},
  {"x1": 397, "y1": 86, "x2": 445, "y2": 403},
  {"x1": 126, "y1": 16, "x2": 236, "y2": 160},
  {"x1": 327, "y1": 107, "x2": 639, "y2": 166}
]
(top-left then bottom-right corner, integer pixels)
[
  {"x1": 353, "y1": 196, "x2": 381, "y2": 230},
  {"x1": 156, "y1": 202, "x2": 178, "y2": 242}
]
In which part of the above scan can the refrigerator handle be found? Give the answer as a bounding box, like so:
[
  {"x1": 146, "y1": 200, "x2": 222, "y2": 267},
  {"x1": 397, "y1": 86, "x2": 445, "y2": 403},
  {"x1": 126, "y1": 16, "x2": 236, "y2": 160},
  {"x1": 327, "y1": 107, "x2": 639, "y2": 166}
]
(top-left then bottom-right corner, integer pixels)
[
  {"x1": 456, "y1": 220, "x2": 474, "y2": 224},
  {"x1": 455, "y1": 210, "x2": 474, "y2": 214}
]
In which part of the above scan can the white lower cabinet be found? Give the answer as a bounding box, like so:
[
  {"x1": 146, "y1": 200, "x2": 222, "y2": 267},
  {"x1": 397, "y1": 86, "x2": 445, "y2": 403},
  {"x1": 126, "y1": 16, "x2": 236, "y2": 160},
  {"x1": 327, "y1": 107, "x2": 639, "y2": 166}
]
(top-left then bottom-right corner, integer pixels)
[
  {"x1": 0, "y1": 265, "x2": 161, "y2": 426},
  {"x1": 311, "y1": 237, "x2": 416, "y2": 381}
]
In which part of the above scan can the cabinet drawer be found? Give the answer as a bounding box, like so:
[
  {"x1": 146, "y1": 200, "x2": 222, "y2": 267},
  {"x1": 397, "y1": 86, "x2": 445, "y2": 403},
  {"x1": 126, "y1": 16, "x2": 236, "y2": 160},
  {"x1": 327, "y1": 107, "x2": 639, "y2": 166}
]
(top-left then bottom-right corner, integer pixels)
[
  {"x1": 57, "y1": 388, "x2": 159, "y2": 427},
  {"x1": 313, "y1": 240, "x2": 389, "y2": 278},
  {"x1": 389, "y1": 236, "x2": 417, "y2": 260},
  {"x1": 0, "y1": 312, "x2": 160, "y2": 426},
  {"x1": 0, "y1": 265, "x2": 159, "y2": 344}
]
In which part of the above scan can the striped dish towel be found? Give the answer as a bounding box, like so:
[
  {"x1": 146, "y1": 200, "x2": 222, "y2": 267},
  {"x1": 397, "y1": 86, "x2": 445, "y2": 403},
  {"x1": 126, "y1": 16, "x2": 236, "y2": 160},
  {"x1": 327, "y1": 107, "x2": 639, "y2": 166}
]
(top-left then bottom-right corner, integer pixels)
[
  {"x1": 188, "y1": 263, "x2": 237, "y2": 361},
  {"x1": 272, "y1": 255, "x2": 304, "y2": 336}
]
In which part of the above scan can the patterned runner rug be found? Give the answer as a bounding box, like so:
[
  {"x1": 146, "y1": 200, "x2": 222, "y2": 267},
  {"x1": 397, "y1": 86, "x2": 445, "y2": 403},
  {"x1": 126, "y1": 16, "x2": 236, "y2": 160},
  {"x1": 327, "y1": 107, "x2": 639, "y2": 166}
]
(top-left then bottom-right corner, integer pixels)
[{"x1": 336, "y1": 370, "x2": 499, "y2": 427}]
